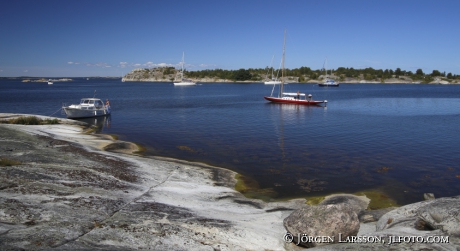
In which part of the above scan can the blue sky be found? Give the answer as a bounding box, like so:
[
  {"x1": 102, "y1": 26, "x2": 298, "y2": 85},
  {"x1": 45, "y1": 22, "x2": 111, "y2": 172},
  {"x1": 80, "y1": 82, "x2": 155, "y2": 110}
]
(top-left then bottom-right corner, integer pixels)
[{"x1": 1, "y1": 0, "x2": 459, "y2": 77}]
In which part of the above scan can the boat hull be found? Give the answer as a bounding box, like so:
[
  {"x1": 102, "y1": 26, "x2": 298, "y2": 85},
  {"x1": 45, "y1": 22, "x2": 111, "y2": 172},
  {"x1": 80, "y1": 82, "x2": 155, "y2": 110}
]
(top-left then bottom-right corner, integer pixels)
[
  {"x1": 318, "y1": 83, "x2": 339, "y2": 87},
  {"x1": 264, "y1": 96, "x2": 325, "y2": 105},
  {"x1": 264, "y1": 81, "x2": 282, "y2": 85},
  {"x1": 174, "y1": 82, "x2": 196, "y2": 86},
  {"x1": 63, "y1": 107, "x2": 110, "y2": 119}
]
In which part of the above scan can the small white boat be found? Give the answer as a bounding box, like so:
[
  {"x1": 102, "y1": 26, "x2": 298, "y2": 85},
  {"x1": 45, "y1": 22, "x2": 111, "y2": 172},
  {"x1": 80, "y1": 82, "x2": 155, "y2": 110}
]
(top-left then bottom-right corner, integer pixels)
[
  {"x1": 174, "y1": 79, "x2": 195, "y2": 86},
  {"x1": 48, "y1": 79, "x2": 53, "y2": 85},
  {"x1": 62, "y1": 98, "x2": 110, "y2": 119},
  {"x1": 318, "y1": 57, "x2": 339, "y2": 87},
  {"x1": 318, "y1": 79, "x2": 339, "y2": 87},
  {"x1": 264, "y1": 79, "x2": 282, "y2": 85},
  {"x1": 174, "y1": 52, "x2": 196, "y2": 86}
]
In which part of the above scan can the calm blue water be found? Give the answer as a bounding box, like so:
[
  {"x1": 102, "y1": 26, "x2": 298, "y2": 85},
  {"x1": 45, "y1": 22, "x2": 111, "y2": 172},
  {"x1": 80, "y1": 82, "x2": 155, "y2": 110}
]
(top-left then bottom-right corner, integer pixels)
[{"x1": 1, "y1": 78, "x2": 460, "y2": 204}]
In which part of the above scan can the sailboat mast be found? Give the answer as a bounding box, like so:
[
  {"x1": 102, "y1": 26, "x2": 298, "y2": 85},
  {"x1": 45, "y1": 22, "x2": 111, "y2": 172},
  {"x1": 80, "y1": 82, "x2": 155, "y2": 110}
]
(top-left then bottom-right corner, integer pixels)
[
  {"x1": 280, "y1": 29, "x2": 286, "y2": 97},
  {"x1": 181, "y1": 52, "x2": 185, "y2": 79},
  {"x1": 270, "y1": 54, "x2": 275, "y2": 79}
]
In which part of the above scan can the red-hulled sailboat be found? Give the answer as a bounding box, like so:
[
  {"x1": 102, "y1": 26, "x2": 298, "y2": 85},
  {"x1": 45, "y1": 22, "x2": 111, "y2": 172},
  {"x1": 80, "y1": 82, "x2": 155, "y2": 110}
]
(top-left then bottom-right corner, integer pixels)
[{"x1": 264, "y1": 30, "x2": 327, "y2": 106}]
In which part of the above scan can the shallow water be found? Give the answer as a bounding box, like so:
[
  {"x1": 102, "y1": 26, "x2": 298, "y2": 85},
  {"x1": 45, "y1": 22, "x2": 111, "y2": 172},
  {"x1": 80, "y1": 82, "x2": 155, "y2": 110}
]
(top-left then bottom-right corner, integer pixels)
[{"x1": 1, "y1": 78, "x2": 459, "y2": 204}]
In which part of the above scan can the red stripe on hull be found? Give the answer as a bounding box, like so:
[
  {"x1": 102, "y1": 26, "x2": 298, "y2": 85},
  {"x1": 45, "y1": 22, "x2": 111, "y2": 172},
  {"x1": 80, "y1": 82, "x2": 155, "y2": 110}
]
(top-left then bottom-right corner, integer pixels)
[{"x1": 264, "y1": 96, "x2": 325, "y2": 105}]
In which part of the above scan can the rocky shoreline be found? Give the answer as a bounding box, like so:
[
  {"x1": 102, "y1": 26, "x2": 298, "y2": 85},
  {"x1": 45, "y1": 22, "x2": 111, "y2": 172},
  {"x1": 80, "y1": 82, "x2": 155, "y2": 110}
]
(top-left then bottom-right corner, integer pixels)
[
  {"x1": 122, "y1": 78, "x2": 460, "y2": 84},
  {"x1": 1, "y1": 114, "x2": 459, "y2": 250}
]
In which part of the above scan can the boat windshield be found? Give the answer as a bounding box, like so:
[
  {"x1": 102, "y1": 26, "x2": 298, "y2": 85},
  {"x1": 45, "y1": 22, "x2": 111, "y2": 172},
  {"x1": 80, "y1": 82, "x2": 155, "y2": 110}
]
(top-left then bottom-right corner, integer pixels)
[{"x1": 80, "y1": 99, "x2": 96, "y2": 105}]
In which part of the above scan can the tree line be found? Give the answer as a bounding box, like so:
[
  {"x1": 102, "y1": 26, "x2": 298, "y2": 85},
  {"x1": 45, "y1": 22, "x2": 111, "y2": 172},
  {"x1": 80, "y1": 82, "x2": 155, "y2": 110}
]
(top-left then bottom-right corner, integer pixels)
[
  {"x1": 141, "y1": 66, "x2": 459, "y2": 83},
  {"x1": 186, "y1": 66, "x2": 459, "y2": 83}
]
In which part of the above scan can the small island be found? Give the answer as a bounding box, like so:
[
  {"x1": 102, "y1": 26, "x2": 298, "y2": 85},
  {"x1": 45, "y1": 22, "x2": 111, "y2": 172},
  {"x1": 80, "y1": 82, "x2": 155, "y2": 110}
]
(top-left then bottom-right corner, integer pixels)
[{"x1": 20, "y1": 78, "x2": 73, "y2": 83}]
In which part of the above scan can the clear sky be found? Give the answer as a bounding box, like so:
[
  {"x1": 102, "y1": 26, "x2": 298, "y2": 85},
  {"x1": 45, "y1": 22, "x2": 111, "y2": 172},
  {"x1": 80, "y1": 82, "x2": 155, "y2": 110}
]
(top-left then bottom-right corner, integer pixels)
[{"x1": 1, "y1": 0, "x2": 459, "y2": 77}]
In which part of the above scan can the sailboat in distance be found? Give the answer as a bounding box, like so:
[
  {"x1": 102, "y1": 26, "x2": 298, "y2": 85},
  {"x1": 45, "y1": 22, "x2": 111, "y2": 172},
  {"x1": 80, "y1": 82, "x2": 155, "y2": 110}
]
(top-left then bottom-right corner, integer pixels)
[
  {"x1": 264, "y1": 30, "x2": 327, "y2": 105},
  {"x1": 174, "y1": 52, "x2": 196, "y2": 86},
  {"x1": 318, "y1": 57, "x2": 339, "y2": 87},
  {"x1": 264, "y1": 55, "x2": 282, "y2": 85}
]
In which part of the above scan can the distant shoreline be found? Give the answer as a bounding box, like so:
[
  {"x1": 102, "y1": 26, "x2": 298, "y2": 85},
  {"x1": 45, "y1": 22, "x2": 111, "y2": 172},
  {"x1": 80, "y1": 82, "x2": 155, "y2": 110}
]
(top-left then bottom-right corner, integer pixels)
[
  {"x1": 2, "y1": 76, "x2": 459, "y2": 85},
  {"x1": 121, "y1": 79, "x2": 460, "y2": 85}
]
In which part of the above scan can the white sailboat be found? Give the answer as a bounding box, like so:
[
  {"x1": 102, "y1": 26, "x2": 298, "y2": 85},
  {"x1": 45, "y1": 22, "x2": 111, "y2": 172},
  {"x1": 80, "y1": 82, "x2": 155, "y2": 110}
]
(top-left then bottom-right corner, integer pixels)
[
  {"x1": 318, "y1": 57, "x2": 339, "y2": 87},
  {"x1": 174, "y1": 52, "x2": 196, "y2": 86},
  {"x1": 264, "y1": 55, "x2": 281, "y2": 85}
]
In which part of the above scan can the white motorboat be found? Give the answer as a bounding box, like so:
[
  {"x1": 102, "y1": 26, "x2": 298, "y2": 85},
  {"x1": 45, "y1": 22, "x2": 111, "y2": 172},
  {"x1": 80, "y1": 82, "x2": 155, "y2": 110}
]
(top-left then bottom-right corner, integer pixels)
[
  {"x1": 48, "y1": 79, "x2": 53, "y2": 85},
  {"x1": 62, "y1": 98, "x2": 111, "y2": 119}
]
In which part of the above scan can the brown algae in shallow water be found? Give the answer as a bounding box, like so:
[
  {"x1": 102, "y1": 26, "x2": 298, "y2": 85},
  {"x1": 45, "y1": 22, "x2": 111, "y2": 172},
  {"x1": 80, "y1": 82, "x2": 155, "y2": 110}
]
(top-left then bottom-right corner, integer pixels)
[
  {"x1": 234, "y1": 174, "x2": 277, "y2": 202},
  {"x1": 133, "y1": 143, "x2": 146, "y2": 155},
  {"x1": 234, "y1": 172, "x2": 399, "y2": 208},
  {"x1": 303, "y1": 190, "x2": 397, "y2": 209},
  {"x1": 177, "y1": 145, "x2": 195, "y2": 152},
  {"x1": 353, "y1": 190, "x2": 398, "y2": 209},
  {"x1": 108, "y1": 134, "x2": 119, "y2": 140}
]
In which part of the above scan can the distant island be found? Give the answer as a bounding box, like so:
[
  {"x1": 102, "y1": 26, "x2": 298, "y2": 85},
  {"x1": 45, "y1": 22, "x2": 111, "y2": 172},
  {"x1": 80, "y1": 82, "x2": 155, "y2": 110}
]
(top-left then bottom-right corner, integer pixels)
[
  {"x1": 122, "y1": 67, "x2": 460, "y2": 84},
  {"x1": 20, "y1": 78, "x2": 73, "y2": 83}
]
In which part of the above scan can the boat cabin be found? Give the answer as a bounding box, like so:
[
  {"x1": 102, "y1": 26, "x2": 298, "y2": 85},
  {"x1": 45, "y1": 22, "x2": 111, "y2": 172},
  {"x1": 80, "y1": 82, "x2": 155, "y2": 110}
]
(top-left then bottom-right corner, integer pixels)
[
  {"x1": 282, "y1": 92, "x2": 313, "y2": 101},
  {"x1": 79, "y1": 98, "x2": 104, "y2": 109}
]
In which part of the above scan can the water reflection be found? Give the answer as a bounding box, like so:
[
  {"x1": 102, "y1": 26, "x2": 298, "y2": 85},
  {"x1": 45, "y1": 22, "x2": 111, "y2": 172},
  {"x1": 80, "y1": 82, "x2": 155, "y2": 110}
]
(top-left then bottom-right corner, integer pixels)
[{"x1": 75, "y1": 115, "x2": 111, "y2": 133}]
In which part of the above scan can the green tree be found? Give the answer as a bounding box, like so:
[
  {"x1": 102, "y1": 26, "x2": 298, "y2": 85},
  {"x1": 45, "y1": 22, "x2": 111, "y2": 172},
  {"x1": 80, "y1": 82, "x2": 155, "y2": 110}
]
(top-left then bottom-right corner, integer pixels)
[
  {"x1": 233, "y1": 69, "x2": 252, "y2": 81},
  {"x1": 416, "y1": 69, "x2": 424, "y2": 75},
  {"x1": 431, "y1": 70, "x2": 441, "y2": 76}
]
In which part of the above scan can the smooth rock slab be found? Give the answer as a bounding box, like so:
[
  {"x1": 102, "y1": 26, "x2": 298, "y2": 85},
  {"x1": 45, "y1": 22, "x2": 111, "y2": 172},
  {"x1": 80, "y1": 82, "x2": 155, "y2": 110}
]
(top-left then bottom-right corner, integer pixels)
[{"x1": 377, "y1": 196, "x2": 460, "y2": 237}]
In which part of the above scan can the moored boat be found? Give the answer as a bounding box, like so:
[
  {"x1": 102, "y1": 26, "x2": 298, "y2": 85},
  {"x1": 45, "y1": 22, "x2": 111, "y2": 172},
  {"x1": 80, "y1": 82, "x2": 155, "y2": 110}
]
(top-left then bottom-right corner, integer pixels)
[
  {"x1": 264, "y1": 92, "x2": 327, "y2": 105},
  {"x1": 318, "y1": 79, "x2": 339, "y2": 87},
  {"x1": 264, "y1": 30, "x2": 327, "y2": 106},
  {"x1": 264, "y1": 79, "x2": 282, "y2": 85},
  {"x1": 62, "y1": 98, "x2": 111, "y2": 119},
  {"x1": 174, "y1": 52, "x2": 196, "y2": 86},
  {"x1": 318, "y1": 57, "x2": 339, "y2": 87},
  {"x1": 264, "y1": 55, "x2": 282, "y2": 85}
]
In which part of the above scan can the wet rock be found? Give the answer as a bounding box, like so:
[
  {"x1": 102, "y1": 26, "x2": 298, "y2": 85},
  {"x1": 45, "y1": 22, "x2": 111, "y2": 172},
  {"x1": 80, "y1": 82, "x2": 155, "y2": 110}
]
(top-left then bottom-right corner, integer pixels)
[
  {"x1": 358, "y1": 207, "x2": 397, "y2": 223},
  {"x1": 424, "y1": 193, "x2": 435, "y2": 201},
  {"x1": 319, "y1": 194, "x2": 370, "y2": 215}
]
